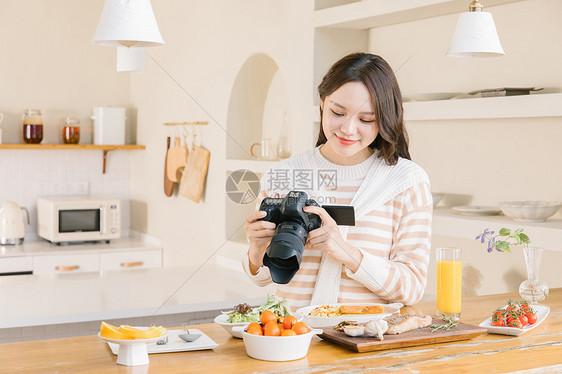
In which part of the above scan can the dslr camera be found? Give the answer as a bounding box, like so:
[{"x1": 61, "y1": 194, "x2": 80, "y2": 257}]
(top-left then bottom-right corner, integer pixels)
[{"x1": 259, "y1": 191, "x2": 354, "y2": 284}]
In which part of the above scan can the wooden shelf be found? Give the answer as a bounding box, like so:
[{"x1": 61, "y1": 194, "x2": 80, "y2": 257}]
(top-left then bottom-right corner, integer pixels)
[
  {"x1": 0, "y1": 144, "x2": 145, "y2": 150},
  {"x1": 313, "y1": 0, "x2": 524, "y2": 29},
  {"x1": 403, "y1": 93, "x2": 562, "y2": 121},
  {"x1": 225, "y1": 159, "x2": 277, "y2": 174},
  {"x1": 0, "y1": 144, "x2": 146, "y2": 173},
  {"x1": 312, "y1": 93, "x2": 562, "y2": 124}
]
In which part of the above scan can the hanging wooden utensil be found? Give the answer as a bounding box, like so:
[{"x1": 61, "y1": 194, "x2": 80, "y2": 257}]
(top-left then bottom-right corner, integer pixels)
[
  {"x1": 166, "y1": 127, "x2": 188, "y2": 182},
  {"x1": 179, "y1": 126, "x2": 210, "y2": 203},
  {"x1": 175, "y1": 125, "x2": 191, "y2": 183},
  {"x1": 163, "y1": 136, "x2": 174, "y2": 197}
]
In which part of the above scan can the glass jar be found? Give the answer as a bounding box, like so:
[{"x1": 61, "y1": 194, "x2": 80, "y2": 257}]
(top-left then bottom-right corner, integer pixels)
[
  {"x1": 23, "y1": 109, "x2": 43, "y2": 144},
  {"x1": 62, "y1": 117, "x2": 80, "y2": 144}
]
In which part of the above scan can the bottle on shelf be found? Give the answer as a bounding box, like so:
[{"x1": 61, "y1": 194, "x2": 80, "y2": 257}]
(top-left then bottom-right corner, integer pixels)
[
  {"x1": 62, "y1": 117, "x2": 80, "y2": 144},
  {"x1": 22, "y1": 109, "x2": 43, "y2": 144},
  {"x1": 276, "y1": 111, "x2": 292, "y2": 159}
]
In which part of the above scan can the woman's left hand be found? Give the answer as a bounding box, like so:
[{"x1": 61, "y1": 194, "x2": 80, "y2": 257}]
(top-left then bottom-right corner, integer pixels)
[{"x1": 303, "y1": 205, "x2": 363, "y2": 272}]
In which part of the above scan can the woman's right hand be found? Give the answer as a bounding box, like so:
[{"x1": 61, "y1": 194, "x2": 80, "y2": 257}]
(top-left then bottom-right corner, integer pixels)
[{"x1": 245, "y1": 211, "x2": 276, "y2": 273}]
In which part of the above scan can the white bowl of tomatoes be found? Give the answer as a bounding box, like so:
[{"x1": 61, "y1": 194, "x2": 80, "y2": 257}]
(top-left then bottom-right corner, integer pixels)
[{"x1": 233, "y1": 310, "x2": 322, "y2": 361}]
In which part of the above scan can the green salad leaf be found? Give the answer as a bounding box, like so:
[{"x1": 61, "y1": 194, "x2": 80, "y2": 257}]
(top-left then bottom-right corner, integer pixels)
[{"x1": 225, "y1": 294, "x2": 291, "y2": 323}]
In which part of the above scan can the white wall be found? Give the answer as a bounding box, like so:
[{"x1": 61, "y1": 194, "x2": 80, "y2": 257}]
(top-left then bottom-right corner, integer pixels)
[
  {"x1": 128, "y1": 0, "x2": 315, "y2": 267},
  {"x1": 2, "y1": 0, "x2": 559, "y2": 300},
  {"x1": 369, "y1": 0, "x2": 562, "y2": 297},
  {"x1": 0, "y1": 0, "x2": 133, "y2": 239},
  {"x1": 0, "y1": 0, "x2": 130, "y2": 144}
]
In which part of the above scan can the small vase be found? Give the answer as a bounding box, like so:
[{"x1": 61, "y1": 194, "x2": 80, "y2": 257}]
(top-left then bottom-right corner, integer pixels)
[
  {"x1": 276, "y1": 111, "x2": 292, "y2": 159},
  {"x1": 519, "y1": 246, "x2": 549, "y2": 304}
]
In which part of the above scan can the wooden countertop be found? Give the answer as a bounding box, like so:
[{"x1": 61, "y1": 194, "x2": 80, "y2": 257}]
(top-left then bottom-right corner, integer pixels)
[{"x1": 1, "y1": 289, "x2": 561, "y2": 373}]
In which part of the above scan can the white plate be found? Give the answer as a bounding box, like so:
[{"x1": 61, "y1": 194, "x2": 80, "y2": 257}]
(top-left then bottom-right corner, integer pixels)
[
  {"x1": 99, "y1": 333, "x2": 165, "y2": 346},
  {"x1": 106, "y1": 329, "x2": 218, "y2": 354},
  {"x1": 478, "y1": 304, "x2": 550, "y2": 336},
  {"x1": 295, "y1": 303, "x2": 402, "y2": 329},
  {"x1": 403, "y1": 92, "x2": 462, "y2": 102},
  {"x1": 452, "y1": 206, "x2": 502, "y2": 216}
]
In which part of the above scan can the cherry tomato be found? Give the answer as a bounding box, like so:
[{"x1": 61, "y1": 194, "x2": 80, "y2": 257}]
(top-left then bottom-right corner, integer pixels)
[
  {"x1": 518, "y1": 314, "x2": 528, "y2": 327},
  {"x1": 292, "y1": 322, "x2": 311, "y2": 335},
  {"x1": 526, "y1": 312, "x2": 538, "y2": 325},
  {"x1": 246, "y1": 322, "x2": 263, "y2": 335},
  {"x1": 263, "y1": 320, "x2": 282, "y2": 336},
  {"x1": 510, "y1": 320, "x2": 523, "y2": 329},
  {"x1": 520, "y1": 302, "x2": 532, "y2": 314},
  {"x1": 281, "y1": 329, "x2": 297, "y2": 336},
  {"x1": 506, "y1": 305, "x2": 520, "y2": 314},
  {"x1": 492, "y1": 311, "x2": 505, "y2": 326},
  {"x1": 260, "y1": 310, "x2": 277, "y2": 326},
  {"x1": 282, "y1": 315, "x2": 298, "y2": 330},
  {"x1": 492, "y1": 319, "x2": 505, "y2": 327}
]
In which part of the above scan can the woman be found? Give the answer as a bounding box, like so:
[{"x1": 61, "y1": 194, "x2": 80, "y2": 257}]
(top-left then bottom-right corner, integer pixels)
[{"x1": 243, "y1": 53, "x2": 432, "y2": 309}]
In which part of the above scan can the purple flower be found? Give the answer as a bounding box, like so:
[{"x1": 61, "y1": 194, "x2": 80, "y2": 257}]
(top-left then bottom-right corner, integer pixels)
[
  {"x1": 487, "y1": 237, "x2": 496, "y2": 252},
  {"x1": 476, "y1": 229, "x2": 494, "y2": 243}
]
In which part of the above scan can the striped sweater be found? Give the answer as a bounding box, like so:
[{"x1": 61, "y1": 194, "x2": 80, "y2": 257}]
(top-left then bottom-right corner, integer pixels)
[{"x1": 243, "y1": 147, "x2": 432, "y2": 309}]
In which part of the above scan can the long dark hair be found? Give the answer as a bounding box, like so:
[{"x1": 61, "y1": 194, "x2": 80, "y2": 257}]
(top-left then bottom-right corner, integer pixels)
[{"x1": 316, "y1": 53, "x2": 410, "y2": 165}]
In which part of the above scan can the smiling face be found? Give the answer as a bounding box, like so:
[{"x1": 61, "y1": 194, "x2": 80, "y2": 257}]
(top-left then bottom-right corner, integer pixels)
[{"x1": 319, "y1": 81, "x2": 379, "y2": 165}]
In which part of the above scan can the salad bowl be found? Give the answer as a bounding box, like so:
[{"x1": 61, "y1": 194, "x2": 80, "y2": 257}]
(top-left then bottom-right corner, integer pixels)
[
  {"x1": 214, "y1": 314, "x2": 250, "y2": 338},
  {"x1": 214, "y1": 294, "x2": 295, "y2": 338}
]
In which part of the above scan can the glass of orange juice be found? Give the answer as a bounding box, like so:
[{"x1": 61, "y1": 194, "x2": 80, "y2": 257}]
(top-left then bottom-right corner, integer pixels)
[{"x1": 436, "y1": 247, "x2": 462, "y2": 320}]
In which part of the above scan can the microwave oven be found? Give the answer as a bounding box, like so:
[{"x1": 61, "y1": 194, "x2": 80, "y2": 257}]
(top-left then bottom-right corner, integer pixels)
[{"x1": 37, "y1": 197, "x2": 121, "y2": 244}]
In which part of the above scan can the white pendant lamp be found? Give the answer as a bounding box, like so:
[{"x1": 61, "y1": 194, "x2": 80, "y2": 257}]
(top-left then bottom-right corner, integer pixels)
[
  {"x1": 447, "y1": 0, "x2": 504, "y2": 58},
  {"x1": 93, "y1": 0, "x2": 164, "y2": 48},
  {"x1": 117, "y1": 47, "x2": 146, "y2": 72}
]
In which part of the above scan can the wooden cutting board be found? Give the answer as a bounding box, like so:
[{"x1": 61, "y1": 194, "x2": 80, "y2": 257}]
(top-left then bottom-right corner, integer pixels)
[
  {"x1": 319, "y1": 319, "x2": 486, "y2": 353},
  {"x1": 179, "y1": 145, "x2": 210, "y2": 203},
  {"x1": 163, "y1": 137, "x2": 174, "y2": 197}
]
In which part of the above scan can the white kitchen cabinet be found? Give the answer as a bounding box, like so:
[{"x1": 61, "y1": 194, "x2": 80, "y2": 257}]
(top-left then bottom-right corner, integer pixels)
[
  {"x1": 0, "y1": 235, "x2": 163, "y2": 276},
  {"x1": 33, "y1": 253, "x2": 100, "y2": 275},
  {"x1": 100, "y1": 249, "x2": 162, "y2": 271},
  {"x1": 0, "y1": 256, "x2": 33, "y2": 275}
]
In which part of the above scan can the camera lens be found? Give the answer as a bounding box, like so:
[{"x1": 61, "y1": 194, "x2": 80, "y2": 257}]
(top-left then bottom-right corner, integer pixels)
[{"x1": 263, "y1": 222, "x2": 307, "y2": 284}]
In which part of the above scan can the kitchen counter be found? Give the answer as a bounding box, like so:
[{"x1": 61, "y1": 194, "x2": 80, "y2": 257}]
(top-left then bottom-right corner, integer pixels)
[
  {"x1": 0, "y1": 233, "x2": 161, "y2": 257},
  {"x1": 0, "y1": 262, "x2": 275, "y2": 329},
  {"x1": 1, "y1": 289, "x2": 561, "y2": 373}
]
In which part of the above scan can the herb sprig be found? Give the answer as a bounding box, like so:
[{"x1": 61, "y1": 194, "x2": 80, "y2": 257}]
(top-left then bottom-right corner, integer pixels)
[{"x1": 431, "y1": 314, "x2": 459, "y2": 332}]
